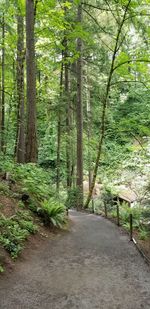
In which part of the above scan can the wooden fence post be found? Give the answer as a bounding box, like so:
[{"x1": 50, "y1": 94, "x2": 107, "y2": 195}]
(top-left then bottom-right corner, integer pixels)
[
  {"x1": 130, "y1": 213, "x2": 133, "y2": 241},
  {"x1": 117, "y1": 204, "x2": 120, "y2": 226},
  {"x1": 92, "y1": 199, "x2": 95, "y2": 213},
  {"x1": 104, "y1": 203, "x2": 107, "y2": 218}
]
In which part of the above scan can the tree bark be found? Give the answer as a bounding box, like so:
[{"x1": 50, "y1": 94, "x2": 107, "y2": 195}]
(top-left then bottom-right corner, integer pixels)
[
  {"x1": 76, "y1": 3, "x2": 83, "y2": 208},
  {"x1": 26, "y1": 0, "x2": 38, "y2": 162},
  {"x1": 64, "y1": 40, "x2": 72, "y2": 189},
  {"x1": 87, "y1": 85, "x2": 92, "y2": 190},
  {"x1": 1, "y1": 14, "x2": 5, "y2": 153},
  {"x1": 56, "y1": 60, "x2": 63, "y2": 192},
  {"x1": 16, "y1": 14, "x2": 25, "y2": 163}
]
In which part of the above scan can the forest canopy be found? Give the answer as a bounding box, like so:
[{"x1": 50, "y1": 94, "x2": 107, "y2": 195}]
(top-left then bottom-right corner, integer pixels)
[{"x1": 0, "y1": 0, "x2": 150, "y2": 208}]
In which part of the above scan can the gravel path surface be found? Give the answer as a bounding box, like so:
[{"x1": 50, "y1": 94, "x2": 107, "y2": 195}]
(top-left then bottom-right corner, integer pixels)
[{"x1": 0, "y1": 210, "x2": 150, "y2": 309}]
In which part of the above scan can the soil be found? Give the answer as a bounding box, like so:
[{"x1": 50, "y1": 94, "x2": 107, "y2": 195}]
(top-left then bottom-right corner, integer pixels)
[
  {"x1": 0, "y1": 194, "x2": 18, "y2": 217},
  {"x1": 0, "y1": 210, "x2": 150, "y2": 309}
]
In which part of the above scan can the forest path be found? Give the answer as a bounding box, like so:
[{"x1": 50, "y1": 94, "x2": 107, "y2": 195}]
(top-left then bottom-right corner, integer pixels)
[{"x1": 0, "y1": 210, "x2": 150, "y2": 309}]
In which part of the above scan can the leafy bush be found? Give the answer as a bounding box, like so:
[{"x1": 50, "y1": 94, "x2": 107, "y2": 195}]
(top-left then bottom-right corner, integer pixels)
[
  {"x1": 18, "y1": 201, "x2": 25, "y2": 209},
  {"x1": 0, "y1": 158, "x2": 54, "y2": 204},
  {"x1": 38, "y1": 198, "x2": 66, "y2": 228},
  {"x1": 0, "y1": 182, "x2": 10, "y2": 196},
  {"x1": 13, "y1": 163, "x2": 54, "y2": 202},
  {"x1": 101, "y1": 186, "x2": 116, "y2": 210},
  {"x1": 139, "y1": 227, "x2": 150, "y2": 240},
  {"x1": 65, "y1": 187, "x2": 81, "y2": 209},
  {"x1": 16, "y1": 210, "x2": 33, "y2": 222},
  {"x1": 28, "y1": 199, "x2": 38, "y2": 213},
  {"x1": 18, "y1": 220, "x2": 38, "y2": 234},
  {"x1": 0, "y1": 212, "x2": 38, "y2": 258},
  {"x1": 0, "y1": 219, "x2": 29, "y2": 258}
]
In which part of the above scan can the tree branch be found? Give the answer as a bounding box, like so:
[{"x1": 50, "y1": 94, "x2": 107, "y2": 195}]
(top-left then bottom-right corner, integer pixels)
[
  {"x1": 113, "y1": 59, "x2": 150, "y2": 72},
  {"x1": 81, "y1": 2, "x2": 118, "y2": 12},
  {"x1": 83, "y1": 7, "x2": 115, "y2": 37},
  {"x1": 84, "y1": 0, "x2": 132, "y2": 208},
  {"x1": 110, "y1": 80, "x2": 149, "y2": 90}
]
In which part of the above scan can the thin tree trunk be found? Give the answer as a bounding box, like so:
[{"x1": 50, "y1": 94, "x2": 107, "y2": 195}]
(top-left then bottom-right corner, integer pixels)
[
  {"x1": 76, "y1": 3, "x2": 83, "y2": 208},
  {"x1": 1, "y1": 14, "x2": 5, "y2": 153},
  {"x1": 86, "y1": 85, "x2": 92, "y2": 190},
  {"x1": 26, "y1": 0, "x2": 38, "y2": 162},
  {"x1": 16, "y1": 14, "x2": 25, "y2": 163},
  {"x1": 63, "y1": 2, "x2": 72, "y2": 190},
  {"x1": 84, "y1": 0, "x2": 131, "y2": 208},
  {"x1": 0, "y1": 75, "x2": 1, "y2": 147},
  {"x1": 56, "y1": 61, "x2": 63, "y2": 192},
  {"x1": 65, "y1": 59, "x2": 72, "y2": 189},
  {"x1": 71, "y1": 99, "x2": 76, "y2": 188}
]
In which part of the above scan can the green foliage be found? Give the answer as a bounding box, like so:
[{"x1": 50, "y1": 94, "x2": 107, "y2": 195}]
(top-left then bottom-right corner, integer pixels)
[
  {"x1": 0, "y1": 216, "x2": 28, "y2": 258},
  {"x1": 0, "y1": 211, "x2": 38, "y2": 258},
  {"x1": 18, "y1": 220, "x2": 38, "y2": 234},
  {"x1": 101, "y1": 187, "x2": 114, "y2": 208},
  {"x1": 0, "y1": 182, "x2": 10, "y2": 196},
  {"x1": 37, "y1": 198, "x2": 66, "y2": 228},
  {"x1": 139, "y1": 227, "x2": 150, "y2": 240},
  {"x1": 28, "y1": 199, "x2": 38, "y2": 213},
  {"x1": 13, "y1": 163, "x2": 54, "y2": 201},
  {"x1": 0, "y1": 158, "x2": 56, "y2": 206},
  {"x1": 18, "y1": 201, "x2": 25, "y2": 209},
  {"x1": 65, "y1": 187, "x2": 82, "y2": 209}
]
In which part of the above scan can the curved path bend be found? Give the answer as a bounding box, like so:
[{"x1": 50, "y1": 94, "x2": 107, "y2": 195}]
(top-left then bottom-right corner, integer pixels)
[{"x1": 0, "y1": 210, "x2": 150, "y2": 309}]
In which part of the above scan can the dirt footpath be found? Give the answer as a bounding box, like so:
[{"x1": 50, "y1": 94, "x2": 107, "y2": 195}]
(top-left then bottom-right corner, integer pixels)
[{"x1": 0, "y1": 210, "x2": 150, "y2": 309}]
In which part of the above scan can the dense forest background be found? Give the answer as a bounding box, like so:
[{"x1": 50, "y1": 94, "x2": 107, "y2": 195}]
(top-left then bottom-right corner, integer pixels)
[
  {"x1": 0, "y1": 0, "x2": 150, "y2": 208},
  {"x1": 0, "y1": 0, "x2": 150, "y2": 271}
]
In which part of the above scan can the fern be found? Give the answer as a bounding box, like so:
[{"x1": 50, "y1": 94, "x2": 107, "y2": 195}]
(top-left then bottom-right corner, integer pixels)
[{"x1": 38, "y1": 199, "x2": 66, "y2": 228}]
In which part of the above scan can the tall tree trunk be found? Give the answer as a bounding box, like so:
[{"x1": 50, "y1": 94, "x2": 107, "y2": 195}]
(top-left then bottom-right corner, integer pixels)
[
  {"x1": 16, "y1": 14, "x2": 25, "y2": 163},
  {"x1": 70, "y1": 97, "x2": 76, "y2": 188},
  {"x1": 64, "y1": 42, "x2": 72, "y2": 189},
  {"x1": 0, "y1": 70, "x2": 1, "y2": 145},
  {"x1": 56, "y1": 61, "x2": 63, "y2": 192},
  {"x1": 26, "y1": 0, "x2": 38, "y2": 162},
  {"x1": 76, "y1": 3, "x2": 83, "y2": 208},
  {"x1": 1, "y1": 14, "x2": 5, "y2": 153},
  {"x1": 86, "y1": 71, "x2": 92, "y2": 190}
]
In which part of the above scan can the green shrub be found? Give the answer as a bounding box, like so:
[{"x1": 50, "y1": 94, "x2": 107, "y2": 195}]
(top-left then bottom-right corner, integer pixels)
[
  {"x1": 122, "y1": 221, "x2": 130, "y2": 231},
  {"x1": 18, "y1": 201, "x2": 25, "y2": 209},
  {"x1": 13, "y1": 163, "x2": 54, "y2": 202},
  {"x1": 139, "y1": 227, "x2": 150, "y2": 240},
  {"x1": 0, "y1": 222, "x2": 28, "y2": 258},
  {"x1": 18, "y1": 220, "x2": 38, "y2": 234},
  {"x1": 0, "y1": 211, "x2": 38, "y2": 258},
  {"x1": 0, "y1": 182, "x2": 10, "y2": 196},
  {"x1": 38, "y1": 198, "x2": 66, "y2": 228},
  {"x1": 28, "y1": 199, "x2": 39, "y2": 213},
  {"x1": 16, "y1": 210, "x2": 33, "y2": 222},
  {"x1": 65, "y1": 187, "x2": 81, "y2": 209}
]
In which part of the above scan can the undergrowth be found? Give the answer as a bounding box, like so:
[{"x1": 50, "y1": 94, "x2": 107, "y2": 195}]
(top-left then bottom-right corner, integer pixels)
[
  {"x1": 0, "y1": 211, "x2": 38, "y2": 258},
  {"x1": 0, "y1": 157, "x2": 67, "y2": 264}
]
